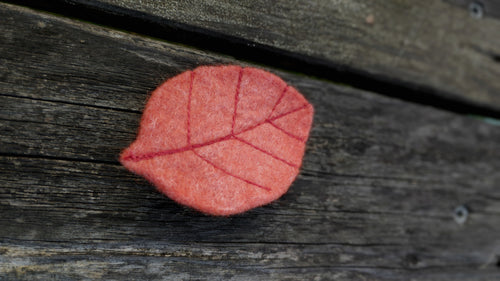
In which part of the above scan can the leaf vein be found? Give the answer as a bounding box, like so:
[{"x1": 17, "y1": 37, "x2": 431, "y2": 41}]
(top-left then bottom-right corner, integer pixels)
[
  {"x1": 192, "y1": 150, "x2": 271, "y2": 191},
  {"x1": 231, "y1": 67, "x2": 244, "y2": 134},
  {"x1": 268, "y1": 121, "x2": 306, "y2": 142},
  {"x1": 122, "y1": 103, "x2": 310, "y2": 162},
  {"x1": 234, "y1": 136, "x2": 299, "y2": 168}
]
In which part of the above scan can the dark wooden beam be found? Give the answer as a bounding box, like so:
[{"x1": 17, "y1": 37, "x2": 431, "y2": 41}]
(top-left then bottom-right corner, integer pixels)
[{"x1": 4, "y1": 0, "x2": 500, "y2": 115}]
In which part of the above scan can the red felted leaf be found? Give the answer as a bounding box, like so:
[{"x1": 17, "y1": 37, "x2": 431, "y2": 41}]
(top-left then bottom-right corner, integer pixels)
[{"x1": 120, "y1": 65, "x2": 313, "y2": 215}]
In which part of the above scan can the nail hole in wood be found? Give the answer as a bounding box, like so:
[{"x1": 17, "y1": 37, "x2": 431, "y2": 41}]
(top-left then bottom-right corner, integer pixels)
[
  {"x1": 469, "y1": 2, "x2": 484, "y2": 19},
  {"x1": 453, "y1": 205, "x2": 469, "y2": 224}
]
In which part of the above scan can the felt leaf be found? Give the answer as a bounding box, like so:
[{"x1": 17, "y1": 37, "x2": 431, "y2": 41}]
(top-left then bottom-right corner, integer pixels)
[{"x1": 120, "y1": 65, "x2": 313, "y2": 216}]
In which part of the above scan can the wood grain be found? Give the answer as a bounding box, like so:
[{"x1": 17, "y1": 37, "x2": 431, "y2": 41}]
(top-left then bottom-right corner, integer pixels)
[
  {"x1": 1, "y1": 3, "x2": 499, "y2": 280},
  {"x1": 445, "y1": 0, "x2": 500, "y2": 20},
  {"x1": 23, "y1": 0, "x2": 500, "y2": 112}
]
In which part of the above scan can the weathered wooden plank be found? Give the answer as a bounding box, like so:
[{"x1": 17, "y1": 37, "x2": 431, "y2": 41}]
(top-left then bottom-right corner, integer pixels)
[
  {"x1": 1, "y1": 3, "x2": 500, "y2": 280},
  {"x1": 10, "y1": 0, "x2": 500, "y2": 113},
  {"x1": 1, "y1": 239, "x2": 499, "y2": 280}
]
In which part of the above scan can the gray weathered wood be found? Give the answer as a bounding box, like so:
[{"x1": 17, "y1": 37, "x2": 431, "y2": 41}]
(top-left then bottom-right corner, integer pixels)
[
  {"x1": 1, "y1": 3, "x2": 500, "y2": 280},
  {"x1": 41, "y1": 0, "x2": 500, "y2": 112},
  {"x1": 445, "y1": 0, "x2": 500, "y2": 20}
]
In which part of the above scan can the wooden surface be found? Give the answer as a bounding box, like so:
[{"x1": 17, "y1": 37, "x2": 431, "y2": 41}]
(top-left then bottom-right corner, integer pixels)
[
  {"x1": 445, "y1": 0, "x2": 500, "y2": 20},
  {"x1": 19, "y1": 0, "x2": 500, "y2": 113},
  {"x1": 1, "y1": 2, "x2": 500, "y2": 281}
]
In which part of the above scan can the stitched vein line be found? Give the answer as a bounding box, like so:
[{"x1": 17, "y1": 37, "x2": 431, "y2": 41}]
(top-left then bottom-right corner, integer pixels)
[
  {"x1": 123, "y1": 104, "x2": 310, "y2": 161},
  {"x1": 232, "y1": 67, "x2": 243, "y2": 134},
  {"x1": 235, "y1": 103, "x2": 310, "y2": 138},
  {"x1": 268, "y1": 85, "x2": 289, "y2": 119},
  {"x1": 267, "y1": 121, "x2": 306, "y2": 142},
  {"x1": 192, "y1": 150, "x2": 271, "y2": 191},
  {"x1": 234, "y1": 136, "x2": 298, "y2": 168},
  {"x1": 187, "y1": 71, "x2": 194, "y2": 145},
  {"x1": 122, "y1": 135, "x2": 232, "y2": 161},
  {"x1": 269, "y1": 103, "x2": 310, "y2": 122}
]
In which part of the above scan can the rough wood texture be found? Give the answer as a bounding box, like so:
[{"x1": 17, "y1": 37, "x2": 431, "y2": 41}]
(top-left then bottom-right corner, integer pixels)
[
  {"x1": 445, "y1": 0, "x2": 500, "y2": 20},
  {"x1": 1, "y1": 3, "x2": 500, "y2": 280},
  {"x1": 37, "y1": 0, "x2": 500, "y2": 112}
]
